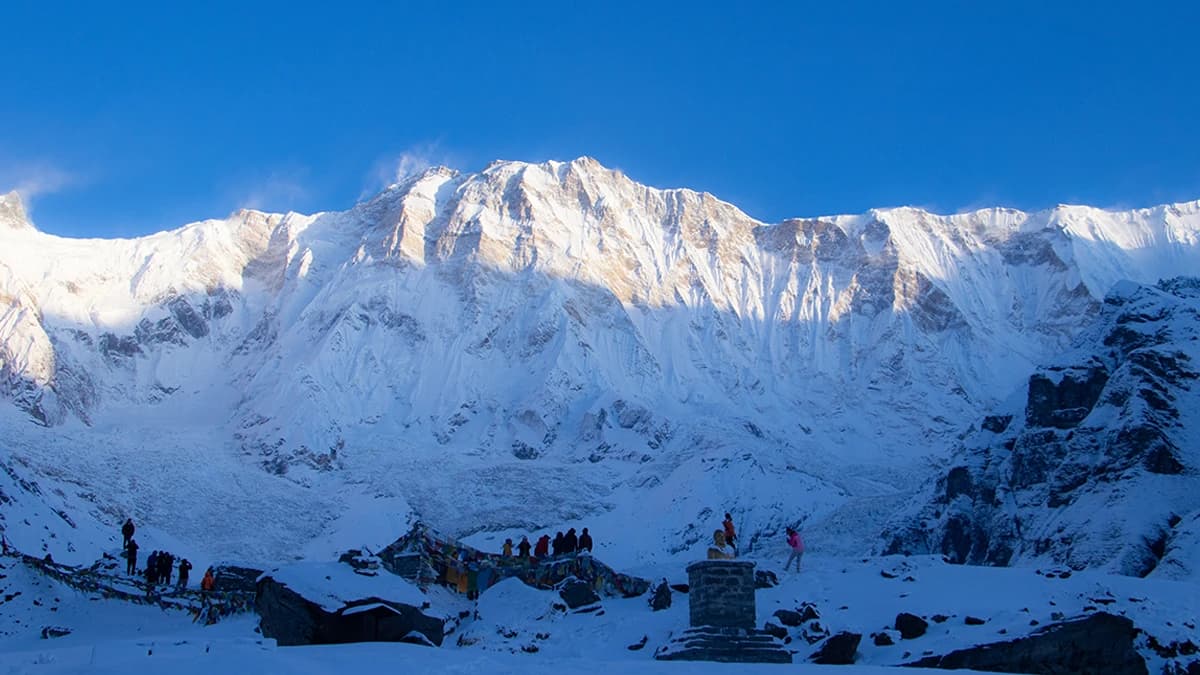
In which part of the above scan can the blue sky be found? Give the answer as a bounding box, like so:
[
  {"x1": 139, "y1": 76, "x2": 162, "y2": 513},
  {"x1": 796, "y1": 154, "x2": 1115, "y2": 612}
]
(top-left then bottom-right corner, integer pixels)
[{"x1": 2, "y1": 1, "x2": 1198, "y2": 237}]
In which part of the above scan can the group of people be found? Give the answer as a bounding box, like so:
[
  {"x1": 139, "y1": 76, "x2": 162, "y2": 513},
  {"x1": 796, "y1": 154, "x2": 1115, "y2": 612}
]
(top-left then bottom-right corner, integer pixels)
[
  {"x1": 121, "y1": 518, "x2": 215, "y2": 590},
  {"x1": 500, "y1": 527, "x2": 595, "y2": 561},
  {"x1": 706, "y1": 512, "x2": 805, "y2": 572}
]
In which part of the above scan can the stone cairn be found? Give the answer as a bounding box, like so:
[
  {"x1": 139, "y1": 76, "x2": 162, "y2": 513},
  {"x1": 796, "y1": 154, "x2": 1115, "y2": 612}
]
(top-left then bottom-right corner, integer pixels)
[{"x1": 654, "y1": 560, "x2": 791, "y2": 663}]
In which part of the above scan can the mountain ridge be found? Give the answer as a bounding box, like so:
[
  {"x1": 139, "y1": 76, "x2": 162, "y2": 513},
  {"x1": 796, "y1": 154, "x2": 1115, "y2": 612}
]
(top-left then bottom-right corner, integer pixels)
[{"x1": 1, "y1": 157, "x2": 1198, "y2": 572}]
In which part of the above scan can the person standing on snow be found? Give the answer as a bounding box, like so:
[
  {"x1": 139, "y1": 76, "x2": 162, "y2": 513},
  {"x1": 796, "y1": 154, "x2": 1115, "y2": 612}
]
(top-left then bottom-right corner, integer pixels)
[
  {"x1": 201, "y1": 567, "x2": 216, "y2": 591},
  {"x1": 723, "y1": 513, "x2": 737, "y2": 555},
  {"x1": 517, "y1": 536, "x2": 532, "y2": 560},
  {"x1": 578, "y1": 528, "x2": 593, "y2": 553},
  {"x1": 534, "y1": 534, "x2": 550, "y2": 558},
  {"x1": 502, "y1": 538, "x2": 513, "y2": 557},
  {"x1": 552, "y1": 532, "x2": 564, "y2": 556},
  {"x1": 177, "y1": 558, "x2": 193, "y2": 588},
  {"x1": 563, "y1": 528, "x2": 578, "y2": 554},
  {"x1": 785, "y1": 527, "x2": 805, "y2": 571},
  {"x1": 126, "y1": 538, "x2": 139, "y2": 575},
  {"x1": 121, "y1": 518, "x2": 135, "y2": 550}
]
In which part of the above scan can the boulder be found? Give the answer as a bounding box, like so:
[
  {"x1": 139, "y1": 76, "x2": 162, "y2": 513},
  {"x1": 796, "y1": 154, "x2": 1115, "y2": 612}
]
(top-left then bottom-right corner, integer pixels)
[
  {"x1": 873, "y1": 631, "x2": 895, "y2": 646},
  {"x1": 558, "y1": 578, "x2": 600, "y2": 609},
  {"x1": 773, "y1": 609, "x2": 804, "y2": 627},
  {"x1": 810, "y1": 631, "x2": 861, "y2": 665},
  {"x1": 754, "y1": 569, "x2": 779, "y2": 588},
  {"x1": 762, "y1": 622, "x2": 788, "y2": 640},
  {"x1": 648, "y1": 580, "x2": 672, "y2": 611},
  {"x1": 908, "y1": 612, "x2": 1146, "y2": 675},
  {"x1": 895, "y1": 612, "x2": 928, "y2": 639}
]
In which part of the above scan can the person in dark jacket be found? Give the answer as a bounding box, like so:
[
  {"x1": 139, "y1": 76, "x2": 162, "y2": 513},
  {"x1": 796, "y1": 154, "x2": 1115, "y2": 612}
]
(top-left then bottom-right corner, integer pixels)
[
  {"x1": 126, "y1": 538, "x2": 139, "y2": 575},
  {"x1": 563, "y1": 528, "x2": 578, "y2": 554},
  {"x1": 146, "y1": 551, "x2": 160, "y2": 584},
  {"x1": 534, "y1": 534, "x2": 550, "y2": 558},
  {"x1": 177, "y1": 558, "x2": 193, "y2": 588},
  {"x1": 517, "y1": 536, "x2": 532, "y2": 559},
  {"x1": 159, "y1": 552, "x2": 174, "y2": 585},
  {"x1": 578, "y1": 527, "x2": 593, "y2": 553},
  {"x1": 121, "y1": 519, "x2": 135, "y2": 549},
  {"x1": 552, "y1": 532, "x2": 564, "y2": 556}
]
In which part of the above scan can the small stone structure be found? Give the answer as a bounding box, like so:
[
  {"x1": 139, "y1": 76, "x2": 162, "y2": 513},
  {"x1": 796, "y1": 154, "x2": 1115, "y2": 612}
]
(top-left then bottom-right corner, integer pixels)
[{"x1": 655, "y1": 560, "x2": 791, "y2": 664}]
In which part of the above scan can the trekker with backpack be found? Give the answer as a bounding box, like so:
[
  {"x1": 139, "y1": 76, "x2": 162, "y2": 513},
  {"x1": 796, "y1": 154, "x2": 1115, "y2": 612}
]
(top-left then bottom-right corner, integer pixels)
[
  {"x1": 785, "y1": 527, "x2": 804, "y2": 571},
  {"x1": 126, "y1": 539, "x2": 139, "y2": 575},
  {"x1": 534, "y1": 534, "x2": 550, "y2": 558}
]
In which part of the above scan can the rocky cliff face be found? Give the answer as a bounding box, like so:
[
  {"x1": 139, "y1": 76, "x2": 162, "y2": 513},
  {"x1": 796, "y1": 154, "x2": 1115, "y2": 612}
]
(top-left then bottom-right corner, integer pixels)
[
  {"x1": 1, "y1": 160, "x2": 1198, "y2": 567},
  {"x1": 884, "y1": 278, "x2": 1200, "y2": 577}
]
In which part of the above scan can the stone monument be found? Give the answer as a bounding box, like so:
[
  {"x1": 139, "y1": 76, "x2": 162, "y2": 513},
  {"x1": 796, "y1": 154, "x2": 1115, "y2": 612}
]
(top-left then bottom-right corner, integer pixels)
[{"x1": 654, "y1": 560, "x2": 791, "y2": 663}]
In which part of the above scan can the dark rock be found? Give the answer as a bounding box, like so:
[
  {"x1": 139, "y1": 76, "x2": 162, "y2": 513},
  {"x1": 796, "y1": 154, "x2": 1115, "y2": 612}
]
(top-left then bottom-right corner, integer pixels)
[
  {"x1": 40, "y1": 626, "x2": 71, "y2": 639},
  {"x1": 798, "y1": 602, "x2": 820, "y2": 622},
  {"x1": 256, "y1": 576, "x2": 443, "y2": 647},
  {"x1": 1025, "y1": 362, "x2": 1108, "y2": 429},
  {"x1": 754, "y1": 569, "x2": 779, "y2": 588},
  {"x1": 982, "y1": 415, "x2": 1013, "y2": 433},
  {"x1": 670, "y1": 583, "x2": 690, "y2": 594},
  {"x1": 873, "y1": 631, "x2": 895, "y2": 646},
  {"x1": 773, "y1": 609, "x2": 804, "y2": 627},
  {"x1": 627, "y1": 635, "x2": 649, "y2": 651},
  {"x1": 558, "y1": 578, "x2": 600, "y2": 610},
  {"x1": 762, "y1": 622, "x2": 788, "y2": 640},
  {"x1": 895, "y1": 612, "x2": 928, "y2": 639},
  {"x1": 931, "y1": 614, "x2": 950, "y2": 623},
  {"x1": 909, "y1": 612, "x2": 1146, "y2": 675},
  {"x1": 648, "y1": 580, "x2": 671, "y2": 611},
  {"x1": 945, "y1": 466, "x2": 973, "y2": 500},
  {"x1": 810, "y1": 631, "x2": 861, "y2": 665},
  {"x1": 964, "y1": 616, "x2": 986, "y2": 625}
]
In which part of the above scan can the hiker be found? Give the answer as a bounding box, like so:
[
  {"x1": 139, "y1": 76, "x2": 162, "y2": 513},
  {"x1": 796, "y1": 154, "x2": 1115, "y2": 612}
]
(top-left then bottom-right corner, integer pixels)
[
  {"x1": 563, "y1": 528, "x2": 578, "y2": 554},
  {"x1": 177, "y1": 558, "x2": 193, "y2": 588},
  {"x1": 707, "y1": 530, "x2": 735, "y2": 560},
  {"x1": 159, "y1": 551, "x2": 174, "y2": 585},
  {"x1": 578, "y1": 528, "x2": 593, "y2": 553},
  {"x1": 552, "y1": 532, "x2": 564, "y2": 556},
  {"x1": 200, "y1": 567, "x2": 216, "y2": 591},
  {"x1": 126, "y1": 538, "x2": 139, "y2": 575},
  {"x1": 785, "y1": 527, "x2": 805, "y2": 571},
  {"x1": 723, "y1": 513, "x2": 737, "y2": 554},
  {"x1": 517, "y1": 536, "x2": 532, "y2": 559},
  {"x1": 122, "y1": 518, "x2": 135, "y2": 549},
  {"x1": 534, "y1": 534, "x2": 550, "y2": 558},
  {"x1": 146, "y1": 551, "x2": 160, "y2": 584},
  {"x1": 502, "y1": 538, "x2": 513, "y2": 557}
]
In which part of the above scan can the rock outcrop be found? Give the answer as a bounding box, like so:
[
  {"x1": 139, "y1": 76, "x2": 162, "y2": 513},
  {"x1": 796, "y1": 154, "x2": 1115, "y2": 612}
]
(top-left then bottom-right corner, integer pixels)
[
  {"x1": 885, "y1": 278, "x2": 1200, "y2": 576},
  {"x1": 907, "y1": 612, "x2": 1146, "y2": 675}
]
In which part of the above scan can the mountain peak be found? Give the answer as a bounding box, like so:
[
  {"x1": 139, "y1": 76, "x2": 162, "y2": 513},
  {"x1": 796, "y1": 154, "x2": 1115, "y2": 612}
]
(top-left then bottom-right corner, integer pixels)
[{"x1": 0, "y1": 191, "x2": 34, "y2": 232}]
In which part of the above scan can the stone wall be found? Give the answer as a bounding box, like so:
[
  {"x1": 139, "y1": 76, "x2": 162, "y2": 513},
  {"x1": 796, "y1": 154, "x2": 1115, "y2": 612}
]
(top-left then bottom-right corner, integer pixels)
[{"x1": 686, "y1": 560, "x2": 757, "y2": 630}]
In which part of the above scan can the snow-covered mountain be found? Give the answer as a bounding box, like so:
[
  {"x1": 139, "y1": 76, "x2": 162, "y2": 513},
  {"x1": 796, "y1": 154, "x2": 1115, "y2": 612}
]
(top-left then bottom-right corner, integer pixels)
[
  {"x1": 1, "y1": 158, "x2": 1198, "y2": 570},
  {"x1": 883, "y1": 277, "x2": 1200, "y2": 578}
]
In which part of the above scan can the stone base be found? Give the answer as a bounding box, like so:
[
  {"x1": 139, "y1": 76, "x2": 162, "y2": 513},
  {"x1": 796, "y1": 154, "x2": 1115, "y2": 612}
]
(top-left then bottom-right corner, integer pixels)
[{"x1": 654, "y1": 626, "x2": 792, "y2": 664}]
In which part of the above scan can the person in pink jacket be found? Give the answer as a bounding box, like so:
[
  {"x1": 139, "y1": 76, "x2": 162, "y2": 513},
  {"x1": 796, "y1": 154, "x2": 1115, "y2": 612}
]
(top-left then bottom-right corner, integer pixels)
[{"x1": 785, "y1": 527, "x2": 804, "y2": 571}]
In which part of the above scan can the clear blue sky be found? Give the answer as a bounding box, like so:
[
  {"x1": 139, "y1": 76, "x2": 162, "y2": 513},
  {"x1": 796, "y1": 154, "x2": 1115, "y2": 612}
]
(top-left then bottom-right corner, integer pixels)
[{"x1": 3, "y1": 1, "x2": 1198, "y2": 237}]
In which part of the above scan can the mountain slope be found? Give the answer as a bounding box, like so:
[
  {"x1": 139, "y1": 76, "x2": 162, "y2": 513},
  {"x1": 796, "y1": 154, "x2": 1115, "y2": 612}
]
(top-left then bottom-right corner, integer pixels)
[
  {"x1": 0, "y1": 162, "x2": 1198, "y2": 568},
  {"x1": 883, "y1": 278, "x2": 1200, "y2": 577}
]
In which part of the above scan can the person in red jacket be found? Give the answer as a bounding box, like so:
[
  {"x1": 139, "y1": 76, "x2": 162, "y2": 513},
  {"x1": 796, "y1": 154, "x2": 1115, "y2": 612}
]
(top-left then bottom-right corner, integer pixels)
[
  {"x1": 534, "y1": 534, "x2": 550, "y2": 558},
  {"x1": 723, "y1": 513, "x2": 737, "y2": 554}
]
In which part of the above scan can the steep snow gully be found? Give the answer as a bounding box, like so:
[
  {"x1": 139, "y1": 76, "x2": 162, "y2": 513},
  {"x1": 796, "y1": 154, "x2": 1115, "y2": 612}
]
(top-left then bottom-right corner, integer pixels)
[{"x1": 1, "y1": 159, "x2": 1198, "y2": 582}]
